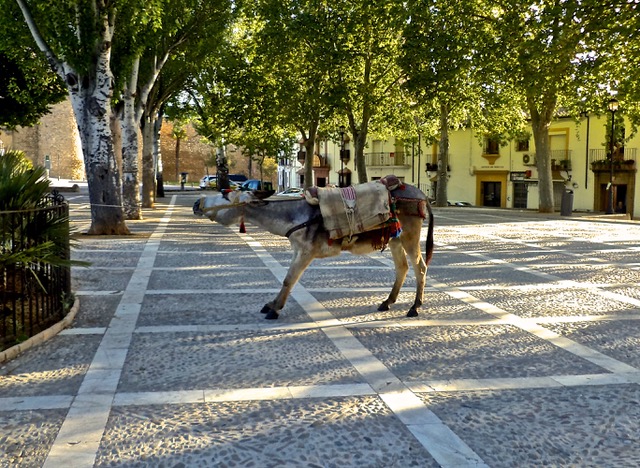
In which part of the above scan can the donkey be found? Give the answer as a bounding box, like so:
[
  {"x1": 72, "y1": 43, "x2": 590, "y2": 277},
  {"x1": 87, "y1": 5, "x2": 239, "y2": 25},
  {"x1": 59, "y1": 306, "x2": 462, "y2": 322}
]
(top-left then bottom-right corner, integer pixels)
[{"x1": 193, "y1": 181, "x2": 434, "y2": 319}]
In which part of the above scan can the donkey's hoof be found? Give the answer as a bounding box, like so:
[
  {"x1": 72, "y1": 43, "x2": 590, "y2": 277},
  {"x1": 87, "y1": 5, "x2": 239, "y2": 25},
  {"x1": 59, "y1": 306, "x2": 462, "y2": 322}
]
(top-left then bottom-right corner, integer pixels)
[
  {"x1": 406, "y1": 308, "x2": 419, "y2": 318},
  {"x1": 260, "y1": 305, "x2": 272, "y2": 314},
  {"x1": 377, "y1": 302, "x2": 390, "y2": 311},
  {"x1": 264, "y1": 310, "x2": 280, "y2": 320}
]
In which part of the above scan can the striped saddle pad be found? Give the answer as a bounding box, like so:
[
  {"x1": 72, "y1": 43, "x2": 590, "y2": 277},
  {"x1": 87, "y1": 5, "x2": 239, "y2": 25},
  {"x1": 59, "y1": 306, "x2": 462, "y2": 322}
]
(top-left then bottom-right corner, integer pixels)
[{"x1": 314, "y1": 181, "x2": 391, "y2": 240}]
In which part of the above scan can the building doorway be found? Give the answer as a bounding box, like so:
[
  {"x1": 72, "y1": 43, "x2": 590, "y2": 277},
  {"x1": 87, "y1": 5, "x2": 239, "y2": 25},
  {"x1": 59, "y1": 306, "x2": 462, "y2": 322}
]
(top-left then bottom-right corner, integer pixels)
[
  {"x1": 600, "y1": 184, "x2": 627, "y2": 213},
  {"x1": 482, "y1": 181, "x2": 502, "y2": 207},
  {"x1": 513, "y1": 182, "x2": 528, "y2": 208},
  {"x1": 475, "y1": 171, "x2": 508, "y2": 208}
]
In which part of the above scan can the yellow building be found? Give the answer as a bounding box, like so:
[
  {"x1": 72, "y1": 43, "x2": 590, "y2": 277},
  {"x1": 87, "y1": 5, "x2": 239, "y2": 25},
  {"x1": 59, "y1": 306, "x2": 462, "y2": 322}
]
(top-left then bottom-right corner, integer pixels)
[{"x1": 319, "y1": 114, "x2": 638, "y2": 218}]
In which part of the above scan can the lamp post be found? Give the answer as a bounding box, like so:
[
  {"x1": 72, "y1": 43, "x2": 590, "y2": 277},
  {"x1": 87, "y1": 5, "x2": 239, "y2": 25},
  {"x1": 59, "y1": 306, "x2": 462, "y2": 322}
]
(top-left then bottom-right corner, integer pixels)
[
  {"x1": 606, "y1": 97, "x2": 619, "y2": 214},
  {"x1": 338, "y1": 125, "x2": 350, "y2": 187}
]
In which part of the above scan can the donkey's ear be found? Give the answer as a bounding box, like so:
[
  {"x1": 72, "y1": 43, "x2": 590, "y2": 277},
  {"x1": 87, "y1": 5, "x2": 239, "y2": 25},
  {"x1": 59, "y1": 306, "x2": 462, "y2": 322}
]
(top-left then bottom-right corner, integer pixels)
[{"x1": 253, "y1": 190, "x2": 275, "y2": 200}]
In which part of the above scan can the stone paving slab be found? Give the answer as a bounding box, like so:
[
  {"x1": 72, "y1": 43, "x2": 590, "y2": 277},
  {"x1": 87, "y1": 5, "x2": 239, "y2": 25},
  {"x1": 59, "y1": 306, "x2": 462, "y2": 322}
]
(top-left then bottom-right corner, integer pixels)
[
  {"x1": 159, "y1": 238, "x2": 255, "y2": 253},
  {"x1": 544, "y1": 319, "x2": 640, "y2": 368},
  {"x1": 147, "y1": 268, "x2": 282, "y2": 290},
  {"x1": 138, "y1": 293, "x2": 309, "y2": 325},
  {"x1": 70, "y1": 295, "x2": 121, "y2": 328},
  {"x1": 95, "y1": 397, "x2": 439, "y2": 468},
  {"x1": 430, "y1": 266, "x2": 550, "y2": 289},
  {"x1": 0, "y1": 335, "x2": 102, "y2": 397},
  {"x1": 418, "y1": 384, "x2": 640, "y2": 467},
  {"x1": 299, "y1": 267, "x2": 411, "y2": 289},
  {"x1": 606, "y1": 285, "x2": 640, "y2": 301},
  {"x1": 350, "y1": 325, "x2": 607, "y2": 381},
  {"x1": 153, "y1": 250, "x2": 261, "y2": 268},
  {"x1": 313, "y1": 290, "x2": 492, "y2": 322},
  {"x1": 72, "y1": 251, "x2": 141, "y2": 267},
  {"x1": 469, "y1": 287, "x2": 638, "y2": 318},
  {"x1": 75, "y1": 237, "x2": 149, "y2": 251},
  {"x1": 536, "y1": 264, "x2": 640, "y2": 284},
  {"x1": 118, "y1": 329, "x2": 364, "y2": 393},
  {"x1": 0, "y1": 409, "x2": 67, "y2": 468},
  {"x1": 71, "y1": 268, "x2": 134, "y2": 292}
]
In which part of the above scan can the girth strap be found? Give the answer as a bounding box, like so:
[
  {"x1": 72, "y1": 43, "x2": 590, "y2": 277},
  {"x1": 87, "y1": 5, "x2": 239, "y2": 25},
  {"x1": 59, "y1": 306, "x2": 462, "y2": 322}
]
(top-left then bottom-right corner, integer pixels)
[{"x1": 285, "y1": 215, "x2": 322, "y2": 238}]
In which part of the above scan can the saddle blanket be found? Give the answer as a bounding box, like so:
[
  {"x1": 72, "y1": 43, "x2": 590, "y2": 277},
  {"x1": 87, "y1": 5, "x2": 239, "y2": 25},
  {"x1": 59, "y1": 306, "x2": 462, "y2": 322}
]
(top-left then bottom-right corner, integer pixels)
[{"x1": 312, "y1": 181, "x2": 391, "y2": 240}]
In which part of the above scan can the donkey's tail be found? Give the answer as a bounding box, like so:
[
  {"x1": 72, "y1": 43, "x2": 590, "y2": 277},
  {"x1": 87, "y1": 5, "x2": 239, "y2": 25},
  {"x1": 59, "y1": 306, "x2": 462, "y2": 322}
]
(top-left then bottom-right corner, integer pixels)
[{"x1": 424, "y1": 200, "x2": 434, "y2": 265}]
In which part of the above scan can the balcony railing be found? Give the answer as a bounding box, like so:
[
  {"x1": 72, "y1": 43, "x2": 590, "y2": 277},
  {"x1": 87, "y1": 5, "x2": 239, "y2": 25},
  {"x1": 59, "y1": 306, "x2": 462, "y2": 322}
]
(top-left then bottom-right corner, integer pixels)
[
  {"x1": 589, "y1": 147, "x2": 637, "y2": 165},
  {"x1": 364, "y1": 152, "x2": 408, "y2": 166}
]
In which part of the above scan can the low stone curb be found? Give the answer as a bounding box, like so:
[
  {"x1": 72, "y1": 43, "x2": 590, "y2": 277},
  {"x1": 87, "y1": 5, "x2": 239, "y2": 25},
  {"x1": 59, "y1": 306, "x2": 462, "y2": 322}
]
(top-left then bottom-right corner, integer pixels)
[{"x1": 0, "y1": 296, "x2": 81, "y2": 364}]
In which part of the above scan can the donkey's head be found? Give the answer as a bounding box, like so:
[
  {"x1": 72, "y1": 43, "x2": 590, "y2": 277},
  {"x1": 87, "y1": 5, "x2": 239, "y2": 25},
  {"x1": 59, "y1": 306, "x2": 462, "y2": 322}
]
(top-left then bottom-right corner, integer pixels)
[{"x1": 193, "y1": 189, "x2": 273, "y2": 225}]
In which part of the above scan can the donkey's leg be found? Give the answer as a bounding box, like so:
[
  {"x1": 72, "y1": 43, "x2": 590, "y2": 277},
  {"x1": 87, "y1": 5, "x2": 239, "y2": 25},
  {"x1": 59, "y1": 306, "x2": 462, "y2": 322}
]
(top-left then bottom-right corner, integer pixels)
[
  {"x1": 378, "y1": 238, "x2": 408, "y2": 312},
  {"x1": 261, "y1": 249, "x2": 314, "y2": 319},
  {"x1": 403, "y1": 235, "x2": 427, "y2": 318}
]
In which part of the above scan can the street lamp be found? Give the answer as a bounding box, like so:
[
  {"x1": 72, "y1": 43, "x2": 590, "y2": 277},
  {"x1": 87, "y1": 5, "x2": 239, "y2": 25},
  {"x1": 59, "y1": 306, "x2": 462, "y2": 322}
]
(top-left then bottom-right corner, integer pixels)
[
  {"x1": 339, "y1": 125, "x2": 350, "y2": 187},
  {"x1": 606, "y1": 97, "x2": 619, "y2": 214}
]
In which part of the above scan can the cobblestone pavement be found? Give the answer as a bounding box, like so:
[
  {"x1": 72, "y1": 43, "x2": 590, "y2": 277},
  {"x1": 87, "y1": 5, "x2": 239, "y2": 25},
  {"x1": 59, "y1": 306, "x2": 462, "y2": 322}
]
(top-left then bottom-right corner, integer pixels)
[{"x1": 2, "y1": 193, "x2": 640, "y2": 467}]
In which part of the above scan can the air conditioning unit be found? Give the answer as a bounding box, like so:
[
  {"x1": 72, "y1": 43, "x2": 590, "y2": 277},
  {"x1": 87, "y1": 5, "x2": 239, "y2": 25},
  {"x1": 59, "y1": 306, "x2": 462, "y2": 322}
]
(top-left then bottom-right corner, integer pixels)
[{"x1": 523, "y1": 154, "x2": 535, "y2": 166}]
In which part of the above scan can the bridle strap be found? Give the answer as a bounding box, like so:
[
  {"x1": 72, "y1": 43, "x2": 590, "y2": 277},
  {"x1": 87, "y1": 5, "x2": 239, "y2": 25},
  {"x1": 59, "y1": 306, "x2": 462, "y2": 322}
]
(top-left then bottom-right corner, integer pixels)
[{"x1": 285, "y1": 215, "x2": 322, "y2": 238}]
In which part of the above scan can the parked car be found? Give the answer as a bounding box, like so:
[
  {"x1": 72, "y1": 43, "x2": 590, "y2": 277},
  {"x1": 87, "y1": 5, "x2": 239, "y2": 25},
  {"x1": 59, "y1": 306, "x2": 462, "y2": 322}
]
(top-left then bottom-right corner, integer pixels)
[
  {"x1": 199, "y1": 174, "x2": 247, "y2": 190},
  {"x1": 199, "y1": 175, "x2": 217, "y2": 189},
  {"x1": 239, "y1": 179, "x2": 274, "y2": 191},
  {"x1": 229, "y1": 174, "x2": 248, "y2": 185},
  {"x1": 275, "y1": 187, "x2": 305, "y2": 198}
]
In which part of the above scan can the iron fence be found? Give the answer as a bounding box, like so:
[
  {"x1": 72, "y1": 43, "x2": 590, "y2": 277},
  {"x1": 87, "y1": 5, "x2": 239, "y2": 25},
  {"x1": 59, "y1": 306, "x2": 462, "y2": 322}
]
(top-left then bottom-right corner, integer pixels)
[{"x1": 1, "y1": 193, "x2": 71, "y2": 351}]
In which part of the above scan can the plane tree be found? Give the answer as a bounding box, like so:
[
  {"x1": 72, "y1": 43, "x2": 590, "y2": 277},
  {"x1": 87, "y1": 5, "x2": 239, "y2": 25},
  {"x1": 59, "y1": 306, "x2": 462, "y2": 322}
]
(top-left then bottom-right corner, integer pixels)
[
  {"x1": 485, "y1": 0, "x2": 629, "y2": 212},
  {"x1": 328, "y1": 0, "x2": 408, "y2": 183},
  {"x1": 11, "y1": 0, "x2": 131, "y2": 234}
]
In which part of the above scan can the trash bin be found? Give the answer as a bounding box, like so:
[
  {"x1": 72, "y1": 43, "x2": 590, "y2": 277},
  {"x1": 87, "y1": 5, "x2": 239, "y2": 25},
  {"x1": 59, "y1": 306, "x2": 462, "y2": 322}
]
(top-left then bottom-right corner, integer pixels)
[
  {"x1": 180, "y1": 172, "x2": 188, "y2": 190},
  {"x1": 560, "y1": 189, "x2": 573, "y2": 216}
]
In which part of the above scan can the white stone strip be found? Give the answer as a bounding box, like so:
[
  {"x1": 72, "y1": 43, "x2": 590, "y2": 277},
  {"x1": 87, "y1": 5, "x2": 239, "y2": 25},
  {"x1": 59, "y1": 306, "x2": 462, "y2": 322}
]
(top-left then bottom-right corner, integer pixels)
[
  {"x1": 239, "y1": 232, "x2": 487, "y2": 468},
  {"x1": 5, "y1": 370, "x2": 639, "y2": 413},
  {"x1": 436, "y1": 283, "x2": 639, "y2": 374},
  {"x1": 43, "y1": 196, "x2": 177, "y2": 468},
  {"x1": 143, "y1": 288, "x2": 282, "y2": 295},
  {"x1": 0, "y1": 395, "x2": 73, "y2": 411},
  {"x1": 59, "y1": 327, "x2": 106, "y2": 335},
  {"x1": 75, "y1": 290, "x2": 124, "y2": 296},
  {"x1": 407, "y1": 372, "x2": 640, "y2": 393},
  {"x1": 72, "y1": 266, "x2": 135, "y2": 271}
]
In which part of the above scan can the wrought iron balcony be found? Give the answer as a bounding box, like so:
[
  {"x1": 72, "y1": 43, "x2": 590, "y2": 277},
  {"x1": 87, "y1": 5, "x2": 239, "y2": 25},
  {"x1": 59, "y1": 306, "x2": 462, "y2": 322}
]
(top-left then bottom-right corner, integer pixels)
[
  {"x1": 589, "y1": 148, "x2": 637, "y2": 167},
  {"x1": 364, "y1": 152, "x2": 408, "y2": 166}
]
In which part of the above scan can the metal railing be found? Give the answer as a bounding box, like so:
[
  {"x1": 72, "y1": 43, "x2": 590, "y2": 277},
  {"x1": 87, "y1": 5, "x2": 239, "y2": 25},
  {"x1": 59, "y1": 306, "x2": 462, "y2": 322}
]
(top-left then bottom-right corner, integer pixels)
[
  {"x1": 365, "y1": 152, "x2": 408, "y2": 166},
  {"x1": 589, "y1": 147, "x2": 637, "y2": 164},
  {"x1": 1, "y1": 194, "x2": 71, "y2": 351}
]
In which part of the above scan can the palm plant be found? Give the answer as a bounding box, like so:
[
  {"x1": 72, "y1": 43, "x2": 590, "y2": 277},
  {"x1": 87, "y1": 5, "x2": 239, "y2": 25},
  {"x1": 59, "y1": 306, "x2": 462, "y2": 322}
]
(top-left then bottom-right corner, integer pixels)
[{"x1": 0, "y1": 149, "x2": 81, "y2": 287}]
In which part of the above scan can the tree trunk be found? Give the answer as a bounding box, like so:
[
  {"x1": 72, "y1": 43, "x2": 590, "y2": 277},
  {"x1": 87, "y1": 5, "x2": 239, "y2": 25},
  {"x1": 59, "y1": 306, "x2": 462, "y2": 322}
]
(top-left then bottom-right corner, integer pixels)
[
  {"x1": 155, "y1": 113, "x2": 165, "y2": 198},
  {"x1": 141, "y1": 117, "x2": 156, "y2": 208},
  {"x1": 121, "y1": 59, "x2": 142, "y2": 219},
  {"x1": 175, "y1": 138, "x2": 181, "y2": 181},
  {"x1": 530, "y1": 111, "x2": 554, "y2": 213},
  {"x1": 16, "y1": 0, "x2": 129, "y2": 235},
  {"x1": 354, "y1": 128, "x2": 368, "y2": 184},
  {"x1": 302, "y1": 121, "x2": 319, "y2": 189},
  {"x1": 435, "y1": 103, "x2": 450, "y2": 207},
  {"x1": 69, "y1": 86, "x2": 130, "y2": 235}
]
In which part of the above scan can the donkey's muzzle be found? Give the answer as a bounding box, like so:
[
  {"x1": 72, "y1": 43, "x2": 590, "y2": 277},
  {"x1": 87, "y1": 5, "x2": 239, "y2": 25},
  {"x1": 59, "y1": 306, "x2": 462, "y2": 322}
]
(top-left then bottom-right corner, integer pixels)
[{"x1": 193, "y1": 199, "x2": 204, "y2": 216}]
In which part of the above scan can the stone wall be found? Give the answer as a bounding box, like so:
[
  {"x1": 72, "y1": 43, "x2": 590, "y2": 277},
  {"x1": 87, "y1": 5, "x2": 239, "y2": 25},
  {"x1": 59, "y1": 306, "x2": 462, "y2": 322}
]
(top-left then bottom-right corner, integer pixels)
[
  {"x1": 5, "y1": 100, "x2": 84, "y2": 180},
  {"x1": 2, "y1": 97, "x2": 274, "y2": 185}
]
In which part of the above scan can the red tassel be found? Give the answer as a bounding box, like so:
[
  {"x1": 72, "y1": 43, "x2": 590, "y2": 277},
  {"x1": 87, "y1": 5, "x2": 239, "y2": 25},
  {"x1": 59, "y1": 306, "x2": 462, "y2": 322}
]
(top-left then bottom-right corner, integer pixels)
[{"x1": 239, "y1": 220, "x2": 246, "y2": 233}]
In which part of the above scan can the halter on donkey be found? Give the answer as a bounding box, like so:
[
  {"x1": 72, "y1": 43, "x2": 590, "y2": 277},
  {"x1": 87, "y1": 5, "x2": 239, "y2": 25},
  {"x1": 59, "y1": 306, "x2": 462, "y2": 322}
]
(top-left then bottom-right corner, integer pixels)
[{"x1": 194, "y1": 175, "x2": 434, "y2": 319}]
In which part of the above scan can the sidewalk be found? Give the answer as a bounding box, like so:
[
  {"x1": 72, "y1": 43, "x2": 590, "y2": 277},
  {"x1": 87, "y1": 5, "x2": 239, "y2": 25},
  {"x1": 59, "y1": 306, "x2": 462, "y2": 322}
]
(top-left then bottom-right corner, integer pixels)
[{"x1": 1, "y1": 195, "x2": 639, "y2": 467}]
